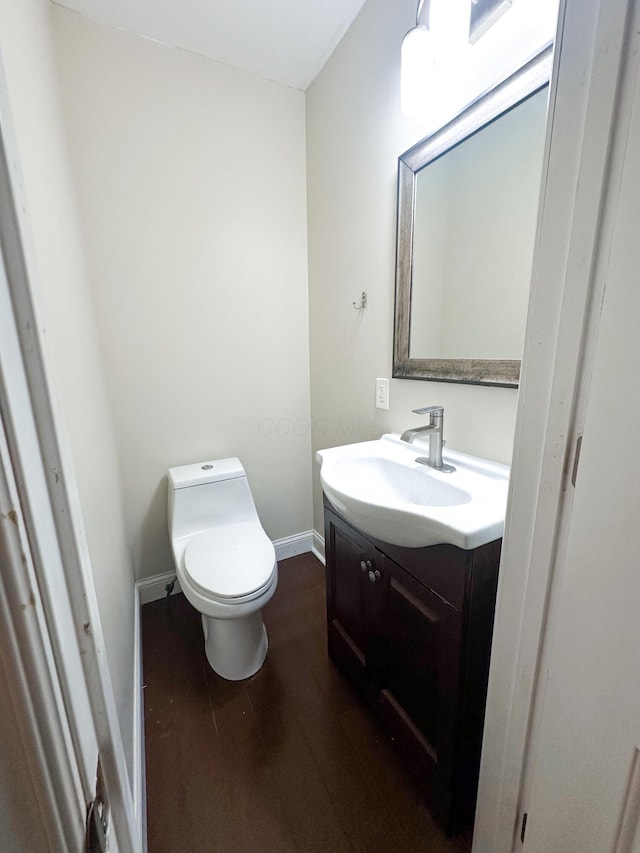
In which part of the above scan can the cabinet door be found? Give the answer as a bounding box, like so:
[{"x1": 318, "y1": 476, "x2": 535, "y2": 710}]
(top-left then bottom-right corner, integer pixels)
[
  {"x1": 324, "y1": 508, "x2": 383, "y2": 697},
  {"x1": 379, "y1": 554, "x2": 463, "y2": 829}
]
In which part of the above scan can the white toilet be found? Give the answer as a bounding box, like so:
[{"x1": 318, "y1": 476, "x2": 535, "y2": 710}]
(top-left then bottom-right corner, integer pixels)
[{"x1": 167, "y1": 457, "x2": 277, "y2": 680}]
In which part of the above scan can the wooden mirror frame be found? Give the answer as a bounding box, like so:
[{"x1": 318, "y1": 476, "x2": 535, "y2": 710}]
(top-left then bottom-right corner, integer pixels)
[{"x1": 392, "y1": 46, "x2": 552, "y2": 387}]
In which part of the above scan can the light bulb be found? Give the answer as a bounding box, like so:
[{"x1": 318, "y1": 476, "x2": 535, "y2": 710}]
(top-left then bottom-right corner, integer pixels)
[{"x1": 401, "y1": 25, "x2": 435, "y2": 117}]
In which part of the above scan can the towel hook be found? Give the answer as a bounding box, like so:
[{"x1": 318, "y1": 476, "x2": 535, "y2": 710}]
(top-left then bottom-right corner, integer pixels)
[{"x1": 353, "y1": 291, "x2": 367, "y2": 310}]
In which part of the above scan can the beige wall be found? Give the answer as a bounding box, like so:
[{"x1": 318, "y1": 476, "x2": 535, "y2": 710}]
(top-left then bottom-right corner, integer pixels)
[
  {"x1": 0, "y1": 0, "x2": 135, "y2": 773},
  {"x1": 51, "y1": 8, "x2": 313, "y2": 581},
  {"x1": 306, "y1": 0, "x2": 523, "y2": 533}
]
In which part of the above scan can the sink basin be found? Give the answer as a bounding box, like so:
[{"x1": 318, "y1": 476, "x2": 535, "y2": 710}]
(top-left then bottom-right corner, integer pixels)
[
  {"x1": 316, "y1": 434, "x2": 509, "y2": 549},
  {"x1": 336, "y1": 456, "x2": 472, "y2": 508}
]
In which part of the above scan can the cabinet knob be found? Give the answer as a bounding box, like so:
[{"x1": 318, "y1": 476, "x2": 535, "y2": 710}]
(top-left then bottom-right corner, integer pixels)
[
  {"x1": 360, "y1": 560, "x2": 372, "y2": 572},
  {"x1": 368, "y1": 569, "x2": 381, "y2": 583}
]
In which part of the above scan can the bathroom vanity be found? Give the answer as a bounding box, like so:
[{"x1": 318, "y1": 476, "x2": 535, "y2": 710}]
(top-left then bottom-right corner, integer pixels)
[{"x1": 323, "y1": 496, "x2": 501, "y2": 835}]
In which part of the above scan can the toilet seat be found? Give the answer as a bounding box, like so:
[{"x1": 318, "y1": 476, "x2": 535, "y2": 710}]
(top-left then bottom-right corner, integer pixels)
[{"x1": 183, "y1": 521, "x2": 276, "y2": 603}]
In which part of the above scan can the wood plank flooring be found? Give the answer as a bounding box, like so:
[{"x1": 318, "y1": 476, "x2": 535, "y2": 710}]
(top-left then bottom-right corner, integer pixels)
[{"x1": 142, "y1": 553, "x2": 472, "y2": 853}]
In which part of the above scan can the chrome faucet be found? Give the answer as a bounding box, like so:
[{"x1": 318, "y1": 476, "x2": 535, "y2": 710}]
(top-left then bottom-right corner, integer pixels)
[{"x1": 400, "y1": 406, "x2": 456, "y2": 473}]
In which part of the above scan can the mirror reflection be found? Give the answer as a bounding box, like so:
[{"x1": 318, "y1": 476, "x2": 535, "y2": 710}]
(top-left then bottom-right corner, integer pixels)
[
  {"x1": 393, "y1": 47, "x2": 552, "y2": 386},
  {"x1": 410, "y1": 89, "x2": 548, "y2": 361}
]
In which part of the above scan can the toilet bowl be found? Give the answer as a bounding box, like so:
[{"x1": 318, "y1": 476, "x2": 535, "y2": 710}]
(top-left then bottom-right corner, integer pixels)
[{"x1": 167, "y1": 457, "x2": 277, "y2": 680}]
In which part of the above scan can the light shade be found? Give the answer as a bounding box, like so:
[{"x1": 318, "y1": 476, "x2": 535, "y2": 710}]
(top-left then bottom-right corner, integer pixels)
[
  {"x1": 430, "y1": 0, "x2": 470, "y2": 62},
  {"x1": 401, "y1": 25, "x2": 435, "y2": 117}
]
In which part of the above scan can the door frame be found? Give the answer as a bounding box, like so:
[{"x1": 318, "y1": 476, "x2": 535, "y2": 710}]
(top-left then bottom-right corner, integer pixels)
[
  {"x1": 474, "y1": 0, "x2": 636, "y2": 849},
  {"x1": 0, "y1": 52, "x2": 142, "y2": 853},
  {"x1": 0, "y1": 378, "x2": 86, "y2": 851}
]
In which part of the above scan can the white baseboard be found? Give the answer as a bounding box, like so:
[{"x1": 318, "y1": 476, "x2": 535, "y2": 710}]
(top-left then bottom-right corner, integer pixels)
[
  {"x1": 312, "y1": 529, "x2": 325, "y2": 565},
  {"x1": 132, "y1": 583, "x2": 147, "y2": 852},
  {"x1": 273, "y1": 530, "x2": 314, "y2": 561},
  {"x1": 137, "y1": 571, "x2": 182, "y2": 606}
]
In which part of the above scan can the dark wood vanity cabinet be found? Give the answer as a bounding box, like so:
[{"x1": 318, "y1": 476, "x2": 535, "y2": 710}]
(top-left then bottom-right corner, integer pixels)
[
  {"x1": 324, "y1": 512, "x2": 385, "y2": 699},
  {"x1": 323, "y1": 498, "x2": 501, "y2": 834}
]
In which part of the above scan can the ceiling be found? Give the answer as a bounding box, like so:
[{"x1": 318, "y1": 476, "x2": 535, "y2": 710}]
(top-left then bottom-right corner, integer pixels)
[{"x1": 51, "y1": 0, "x2": 369, "y2": 91}]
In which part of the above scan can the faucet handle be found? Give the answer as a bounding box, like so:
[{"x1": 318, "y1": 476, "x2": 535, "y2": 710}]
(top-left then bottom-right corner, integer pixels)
[{"x1": 412, "y1": 405, "x2": 444, "y2": 416}]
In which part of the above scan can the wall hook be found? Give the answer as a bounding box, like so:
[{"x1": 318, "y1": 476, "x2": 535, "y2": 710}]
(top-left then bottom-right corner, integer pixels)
[{"x1": 353, "y1": 291, "x2": 367, "y2": 310}]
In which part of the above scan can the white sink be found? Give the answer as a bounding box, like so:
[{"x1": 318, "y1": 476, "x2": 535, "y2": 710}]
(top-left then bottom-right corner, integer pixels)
[{"x1": 316, "y1": 434, "x2": 509, "y2": 550}]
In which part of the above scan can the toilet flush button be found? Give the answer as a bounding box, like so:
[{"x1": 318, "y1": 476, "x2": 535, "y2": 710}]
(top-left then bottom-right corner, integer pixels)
[{"x1": 201, "y1": 464, "x2": 213, "y2": 470}]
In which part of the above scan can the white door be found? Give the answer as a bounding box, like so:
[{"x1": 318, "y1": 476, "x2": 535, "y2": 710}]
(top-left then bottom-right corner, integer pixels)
[
  {"x1": 519, "y1": 16, "x2": 640, "y2": 851},
  {"x1": 0, "y1": 59, "x2": 141, "y2": 852}
]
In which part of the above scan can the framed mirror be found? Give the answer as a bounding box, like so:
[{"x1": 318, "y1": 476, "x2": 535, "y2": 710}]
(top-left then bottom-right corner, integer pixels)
[{"x1": 393, "y1": 46, "x2": 552, "y2": 387}]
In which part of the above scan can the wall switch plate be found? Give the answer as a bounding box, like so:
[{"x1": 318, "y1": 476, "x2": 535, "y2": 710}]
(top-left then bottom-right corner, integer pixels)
[{"x1": 376, "y1": 378, "x2": 389, "y2": 410}]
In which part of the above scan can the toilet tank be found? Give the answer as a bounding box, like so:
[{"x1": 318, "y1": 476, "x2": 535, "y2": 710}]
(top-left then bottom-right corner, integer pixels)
[{"x1": 168, "y1": 457, "x2": 258, "y2": 540}]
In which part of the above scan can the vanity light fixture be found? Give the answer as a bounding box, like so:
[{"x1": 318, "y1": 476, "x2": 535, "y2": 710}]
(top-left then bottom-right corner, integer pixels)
[
  {"x1": 400, "y1": 0, "x2": 556, "y2": 126},
  {"x1": 401, "y1": 0, "x2": 435, "y2": 117},
  {"x1": 401, "y1": 0, "x2": 470, "y2": 117}
]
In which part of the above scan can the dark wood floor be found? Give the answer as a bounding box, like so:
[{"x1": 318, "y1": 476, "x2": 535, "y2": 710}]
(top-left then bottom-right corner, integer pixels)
[{"x1": 142, "y1": 553, "x2": 473, "y2": 853}]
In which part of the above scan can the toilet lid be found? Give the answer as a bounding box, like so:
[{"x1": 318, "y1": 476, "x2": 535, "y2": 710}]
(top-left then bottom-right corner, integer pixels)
[{"x1": 183, "y1": 522, "x2": 276, "y2": 600}]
